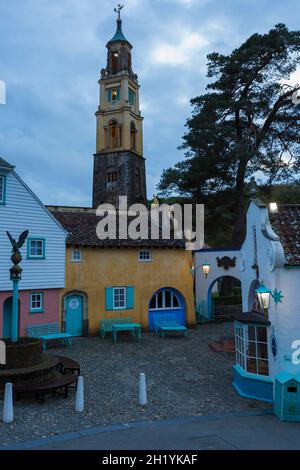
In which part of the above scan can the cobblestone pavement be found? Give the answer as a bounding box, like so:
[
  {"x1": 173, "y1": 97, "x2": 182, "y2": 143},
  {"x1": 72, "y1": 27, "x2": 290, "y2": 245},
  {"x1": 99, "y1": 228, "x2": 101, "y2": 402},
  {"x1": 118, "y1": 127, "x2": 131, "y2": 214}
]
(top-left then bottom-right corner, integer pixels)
[{"x1": 0, "y1": 323, "x2": 271, "y2": 446}]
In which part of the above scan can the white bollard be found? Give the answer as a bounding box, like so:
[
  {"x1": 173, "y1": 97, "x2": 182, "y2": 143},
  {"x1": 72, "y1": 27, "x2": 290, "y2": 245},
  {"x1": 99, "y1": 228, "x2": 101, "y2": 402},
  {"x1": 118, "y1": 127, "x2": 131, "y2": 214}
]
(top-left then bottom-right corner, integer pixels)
[
  {"x1": 75, "y1": 376, "x2": 84, "y2": 413},
  {"x1": 3, "y1": 383, "x2": 13, "y2": 423},
  {"x1": 139, "y1": 373, "x2": 147, "y2": 406}
]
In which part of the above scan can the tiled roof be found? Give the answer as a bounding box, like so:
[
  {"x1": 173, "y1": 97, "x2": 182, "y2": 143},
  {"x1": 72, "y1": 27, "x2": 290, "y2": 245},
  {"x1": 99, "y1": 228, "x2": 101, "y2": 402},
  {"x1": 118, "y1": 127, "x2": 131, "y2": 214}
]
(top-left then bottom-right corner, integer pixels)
[
  {"x1": 270, "y1": 204, "x2": 300, "y2": 266},
  {"x1": 49, "y1": 208, "x2": 186, "y2": 249}
]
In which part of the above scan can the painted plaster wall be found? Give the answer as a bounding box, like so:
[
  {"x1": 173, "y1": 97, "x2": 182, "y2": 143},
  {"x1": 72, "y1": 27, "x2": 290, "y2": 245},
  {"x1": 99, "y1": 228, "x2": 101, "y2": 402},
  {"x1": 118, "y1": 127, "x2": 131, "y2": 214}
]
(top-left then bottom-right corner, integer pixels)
[
  {"x1": 195, "y1": 200, "x2": 300, "y2": 381},
  {"x1": 60, "y1": 247, "x2": 195, "y2": 335},
  {"x1": 0, "y1": 289, "x2": 61, "y2": 337}
]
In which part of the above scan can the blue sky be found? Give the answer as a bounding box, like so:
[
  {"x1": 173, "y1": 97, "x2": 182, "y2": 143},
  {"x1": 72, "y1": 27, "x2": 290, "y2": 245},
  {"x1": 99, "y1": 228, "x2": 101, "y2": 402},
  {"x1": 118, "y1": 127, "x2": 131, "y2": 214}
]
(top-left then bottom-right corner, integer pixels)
[{"x1": 0, "y1": 0, "x2": 299, "y2": 206}]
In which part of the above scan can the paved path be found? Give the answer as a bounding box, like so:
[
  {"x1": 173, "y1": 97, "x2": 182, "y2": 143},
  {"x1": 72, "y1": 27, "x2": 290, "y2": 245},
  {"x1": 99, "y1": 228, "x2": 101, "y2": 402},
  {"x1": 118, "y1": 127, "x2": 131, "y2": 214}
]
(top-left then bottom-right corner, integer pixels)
[{"x1": 2, "y1": 409, "x2": 300, "y2": 450}]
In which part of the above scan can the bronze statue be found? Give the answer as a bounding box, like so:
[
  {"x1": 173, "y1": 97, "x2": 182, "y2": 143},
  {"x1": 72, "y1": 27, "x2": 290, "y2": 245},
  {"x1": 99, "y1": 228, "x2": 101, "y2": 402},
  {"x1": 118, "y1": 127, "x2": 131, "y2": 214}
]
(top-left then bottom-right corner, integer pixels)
[{"x1": 7, "y1": 230, "x2": 29, "y2": 266}]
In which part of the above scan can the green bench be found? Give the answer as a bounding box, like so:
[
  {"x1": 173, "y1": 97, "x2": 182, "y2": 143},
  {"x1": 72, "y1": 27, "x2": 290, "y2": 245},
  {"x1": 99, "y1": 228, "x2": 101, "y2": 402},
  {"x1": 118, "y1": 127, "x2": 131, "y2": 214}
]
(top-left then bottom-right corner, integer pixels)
[
  {"x1": 27, "y1": 323, "x2": 72, "y2": 350},
  {"x1": 99, "y1": 317, "x2": 133, "y2": 339},
  {"x1": 153, "y1": 314, "x2": 188, "y2": 338}
]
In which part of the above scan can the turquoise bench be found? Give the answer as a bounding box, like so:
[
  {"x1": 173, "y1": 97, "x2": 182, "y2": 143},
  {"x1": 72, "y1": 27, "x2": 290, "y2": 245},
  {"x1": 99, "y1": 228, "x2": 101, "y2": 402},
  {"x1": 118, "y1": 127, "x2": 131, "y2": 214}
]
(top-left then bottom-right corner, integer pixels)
[
  {"x1": 27, "y1": 323, "x2": 72, "y2": 350},
  {"x1": 99, "y1": 317, "x2": 133, "y2": 339},
  {"x1": 153, "y1": 314, "x2": 188, "y2": 338}
]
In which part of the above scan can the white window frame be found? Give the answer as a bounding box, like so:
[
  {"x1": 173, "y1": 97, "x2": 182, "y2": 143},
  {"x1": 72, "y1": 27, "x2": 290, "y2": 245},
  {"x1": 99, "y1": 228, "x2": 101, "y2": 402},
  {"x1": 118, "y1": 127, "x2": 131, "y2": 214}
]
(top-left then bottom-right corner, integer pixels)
[
  {"x1": 71, "y1": 249, "x2": 82, "y2": 263},
  {"x1": 30, "y1": 292, "x2": 44, "y2": 312},
  {"x1": 235, "y1": 323, "x2": 269, "y2": 377},
  {"x1": 138, "y1": 250, "x2": 152, "y2": 262},
  {"x1": 113, "y1": 287, "x2": 127, "y2": 310},
  {"x1": 149, "y1": 290, "x2": 181, "y2": 311},
  {"x1": 28, "y1": 239, "x2": 45, "y2": 259}
]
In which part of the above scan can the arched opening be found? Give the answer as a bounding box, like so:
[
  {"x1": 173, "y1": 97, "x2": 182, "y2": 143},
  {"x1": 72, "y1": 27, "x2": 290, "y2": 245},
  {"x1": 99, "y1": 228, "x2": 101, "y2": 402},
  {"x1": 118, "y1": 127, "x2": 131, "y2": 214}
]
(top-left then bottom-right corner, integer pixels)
[
  {"x1": 63, "y1": 291, "x2": 89, "y2": 337},
  {"x1": 148, "y1": 287, "x2": 185, "y2": 332},
  {"x1": 130, "y1": 122, "x2": 137, "y2": 151},
  {"x1": 106, "y1": 119, "x2": 122, "y2": 149},
  {"x1": 111, "y1": 51, "x2": 119, "y2": 75},
  {"x1": 207, "y1": 276, "x2": 242, "y2": 322}
]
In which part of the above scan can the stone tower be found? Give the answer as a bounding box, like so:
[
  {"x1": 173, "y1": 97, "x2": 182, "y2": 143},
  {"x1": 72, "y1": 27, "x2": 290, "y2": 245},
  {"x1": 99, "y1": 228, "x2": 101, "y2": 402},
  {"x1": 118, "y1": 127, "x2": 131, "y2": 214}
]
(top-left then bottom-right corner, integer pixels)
[{"x1": 92, "y1": 6, "x2": 147, "y2": 208}]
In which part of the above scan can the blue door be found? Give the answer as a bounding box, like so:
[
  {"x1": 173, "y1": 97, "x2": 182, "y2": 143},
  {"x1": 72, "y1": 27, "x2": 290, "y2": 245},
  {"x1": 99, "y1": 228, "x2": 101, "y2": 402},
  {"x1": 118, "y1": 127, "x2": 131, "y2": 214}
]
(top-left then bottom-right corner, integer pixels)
[
  {"x1": 66, "y1": 295, "x2": 83, "y2": 337},
  {"x1": 3, "y1": 297, "x2": 12, "y2": 339},
  {"x1": 148, "y1": 288, "x2": 185, "y2": 332}
]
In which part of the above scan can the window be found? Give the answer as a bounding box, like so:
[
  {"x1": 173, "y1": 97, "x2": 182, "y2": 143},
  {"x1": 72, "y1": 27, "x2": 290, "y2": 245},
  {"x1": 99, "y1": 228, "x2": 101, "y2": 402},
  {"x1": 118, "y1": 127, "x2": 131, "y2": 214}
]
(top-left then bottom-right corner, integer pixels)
[
  {"x1": 30, "y1": 292, "x2": 44, "y2": 313},
  {"x1": 149, "y1": 290, "x2": 181, "y2": 310},
  {"x1": 72, "y1": 249, "x2": 82, "y2": 262},
  {"x1": 0, "y1": 175, "x2": 6, "y2": 204},
  {"x1": 113, "y1": 287, "x2": 126, "y2": 309},
  {"x1": 107, "y1": 166, "x2": 117, "y2": 184},
  {"x1": 235, "y1": 323, "x2": 269, "y2": 376},
  {"x1": 107, "y1": 87, "x2": 120, "y2": 103},
  {"x1": 107, "y1": 120, "x2": 122, "y2": 149},
  {"x1": 130, "y1": 123, "x2": 137, "y2": 151},
  {"x1": 28, "y1": 238, "x2": 45, "y2": 259},
  {"x1": 138, "y1": 250, "x2": 151, "y2": 262},
  {"x1": 128, "y1": 88, "x2": 135, "y2": 106}
]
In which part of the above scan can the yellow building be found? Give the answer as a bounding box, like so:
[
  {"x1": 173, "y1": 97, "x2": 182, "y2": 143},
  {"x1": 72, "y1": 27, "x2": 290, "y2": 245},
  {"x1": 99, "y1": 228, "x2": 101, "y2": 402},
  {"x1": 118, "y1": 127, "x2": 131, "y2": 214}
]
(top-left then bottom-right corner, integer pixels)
[{"x1": 48, "y1": 8, "x2": 195, "y2": 336}]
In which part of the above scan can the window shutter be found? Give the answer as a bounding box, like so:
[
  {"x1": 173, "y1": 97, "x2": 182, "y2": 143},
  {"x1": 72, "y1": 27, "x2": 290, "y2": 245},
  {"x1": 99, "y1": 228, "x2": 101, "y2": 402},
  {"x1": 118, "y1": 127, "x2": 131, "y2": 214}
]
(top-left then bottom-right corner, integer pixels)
[
  {"x1": 105, "y1": 288, "x2": 114, "y2": 310},
  {"x1": 107, "y1": 89, "x2": 112, "y2": 102},
  {"x1": 126, "y1": 287, "x2": 134, "y2": 309},
  {"x1": 117, "y1": 87, "x2": 120, "y2": 101}
]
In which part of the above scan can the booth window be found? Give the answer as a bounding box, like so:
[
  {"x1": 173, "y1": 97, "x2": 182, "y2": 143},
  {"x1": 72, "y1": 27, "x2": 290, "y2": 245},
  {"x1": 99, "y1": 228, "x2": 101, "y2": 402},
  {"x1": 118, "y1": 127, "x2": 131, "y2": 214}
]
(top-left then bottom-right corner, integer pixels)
[{"x1": 235, "y1": 323, "x2": 269, "y2": 376}]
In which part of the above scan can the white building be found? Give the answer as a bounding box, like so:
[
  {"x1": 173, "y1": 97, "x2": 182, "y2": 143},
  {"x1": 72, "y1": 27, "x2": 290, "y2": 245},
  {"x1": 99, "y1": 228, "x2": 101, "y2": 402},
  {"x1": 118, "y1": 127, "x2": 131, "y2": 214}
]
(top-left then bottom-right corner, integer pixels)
[{"x1": 195, "y1": 199, "x2": 300, "y2": 402}]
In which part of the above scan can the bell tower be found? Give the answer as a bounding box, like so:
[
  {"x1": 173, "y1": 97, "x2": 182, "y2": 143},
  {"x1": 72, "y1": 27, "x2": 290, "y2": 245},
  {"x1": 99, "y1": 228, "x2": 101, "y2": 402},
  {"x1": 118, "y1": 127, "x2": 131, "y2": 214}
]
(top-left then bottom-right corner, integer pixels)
[{"x1": 92, "y1": 5, "x2": 147, "y2": 208}]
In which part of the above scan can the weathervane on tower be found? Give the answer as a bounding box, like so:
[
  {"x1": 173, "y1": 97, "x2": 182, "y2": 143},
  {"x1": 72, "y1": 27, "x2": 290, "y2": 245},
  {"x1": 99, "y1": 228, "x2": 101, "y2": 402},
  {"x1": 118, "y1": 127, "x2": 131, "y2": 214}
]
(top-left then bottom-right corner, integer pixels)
[{"x1": 114, "y1": 4, "x2": 124, "y2": 20}]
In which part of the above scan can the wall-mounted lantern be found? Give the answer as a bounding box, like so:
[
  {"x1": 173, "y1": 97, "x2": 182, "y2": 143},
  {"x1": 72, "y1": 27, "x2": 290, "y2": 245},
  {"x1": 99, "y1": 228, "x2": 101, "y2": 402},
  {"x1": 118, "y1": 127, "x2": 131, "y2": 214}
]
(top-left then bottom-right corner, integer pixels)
[
  {"x1": 202, "y1": 260, "x2": 210, "y2": 278},
  {"x1": 255, "y1": 283, "x2": 272, "y2": 311}
]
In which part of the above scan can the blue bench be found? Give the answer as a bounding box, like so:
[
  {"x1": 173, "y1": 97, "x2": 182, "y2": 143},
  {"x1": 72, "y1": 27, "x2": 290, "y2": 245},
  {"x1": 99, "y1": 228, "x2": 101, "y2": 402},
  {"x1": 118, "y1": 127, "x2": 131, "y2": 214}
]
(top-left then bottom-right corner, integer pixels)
[
  {"x1": 99, "y1": 317, "x2": 133, "y2": 338},
  {"x1": 153, "y1": 314, "x2": 188, "y2": 338},
  {"x1": 27, "y1": 323, "x2": 72, "y2": 350}
]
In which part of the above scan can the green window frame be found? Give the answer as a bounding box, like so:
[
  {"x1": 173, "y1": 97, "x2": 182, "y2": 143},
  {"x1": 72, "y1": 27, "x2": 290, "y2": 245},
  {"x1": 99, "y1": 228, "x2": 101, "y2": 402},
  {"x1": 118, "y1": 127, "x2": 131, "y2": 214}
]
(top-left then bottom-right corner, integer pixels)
[
  {"x1": 27, "y1": 238, "x2": 46, "y2": 259},
  {"x1": 128, "y1": 89, "x2": 135, "y2": 106},
  {"x1": 30, "y1": 292, "x2": 44, "y2": 313},
  {"x1": 0, "y1": 175, "x2": 6, "y2": 204},
  {"x1": 107, "y1": 87, "x2": 121, "y2": 103},
  {"x1": 105, "y1": 287, "x2": 134, "y2": 311}
]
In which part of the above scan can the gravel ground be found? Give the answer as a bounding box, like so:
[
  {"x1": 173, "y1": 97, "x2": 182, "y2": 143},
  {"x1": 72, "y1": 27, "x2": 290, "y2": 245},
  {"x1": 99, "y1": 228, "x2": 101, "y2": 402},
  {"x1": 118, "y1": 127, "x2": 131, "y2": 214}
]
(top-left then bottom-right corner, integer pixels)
[{"x1": 0, "y1": 323, "x2": 271, "y2": 446}]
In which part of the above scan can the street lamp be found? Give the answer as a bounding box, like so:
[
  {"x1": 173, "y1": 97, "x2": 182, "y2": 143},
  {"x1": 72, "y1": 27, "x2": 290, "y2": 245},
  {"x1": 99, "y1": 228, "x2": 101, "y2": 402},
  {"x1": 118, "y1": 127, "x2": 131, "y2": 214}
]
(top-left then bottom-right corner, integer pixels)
[
  {"x1": 255, "y1": 283, "x2": 272, "y2": 311},
  {"x1": 202, "y1": 260, "x2": 210, "y2": 278}
]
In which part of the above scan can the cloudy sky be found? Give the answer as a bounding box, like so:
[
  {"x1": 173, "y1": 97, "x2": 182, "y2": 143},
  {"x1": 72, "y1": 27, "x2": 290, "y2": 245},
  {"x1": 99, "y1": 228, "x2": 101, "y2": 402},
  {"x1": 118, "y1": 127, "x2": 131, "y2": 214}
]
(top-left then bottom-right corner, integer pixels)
[{"x1": 0, "y1": 0, "x2": 299, "y2": 206}]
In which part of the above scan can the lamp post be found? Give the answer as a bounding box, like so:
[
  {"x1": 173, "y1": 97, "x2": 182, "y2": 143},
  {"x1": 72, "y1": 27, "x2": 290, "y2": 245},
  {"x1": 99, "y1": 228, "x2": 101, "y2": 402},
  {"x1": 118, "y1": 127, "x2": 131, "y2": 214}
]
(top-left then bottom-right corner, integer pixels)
[
  {"x1": 255, "y1": 283, "x2": 272, "y2": 313},
  {"x1": 6, "y1": 230, "x2": 29, "y2": 343},
  {"x1": 202, "y1": 260, "x2": 210, "y2": 278}
]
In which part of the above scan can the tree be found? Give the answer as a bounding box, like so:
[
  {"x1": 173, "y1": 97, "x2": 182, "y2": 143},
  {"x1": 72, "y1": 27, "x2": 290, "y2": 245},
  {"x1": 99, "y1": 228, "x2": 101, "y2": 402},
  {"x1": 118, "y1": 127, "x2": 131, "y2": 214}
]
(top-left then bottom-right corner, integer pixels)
[{"x1": 158, "y1": 24, "x2": 300, "y2": 246}]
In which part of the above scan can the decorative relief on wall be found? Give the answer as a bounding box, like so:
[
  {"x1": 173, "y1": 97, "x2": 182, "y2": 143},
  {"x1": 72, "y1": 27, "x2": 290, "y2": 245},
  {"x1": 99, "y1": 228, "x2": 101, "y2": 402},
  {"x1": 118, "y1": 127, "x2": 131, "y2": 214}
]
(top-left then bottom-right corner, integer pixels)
[{"x1": 216, "y1": 256, "x2": 237, "y2": 270}]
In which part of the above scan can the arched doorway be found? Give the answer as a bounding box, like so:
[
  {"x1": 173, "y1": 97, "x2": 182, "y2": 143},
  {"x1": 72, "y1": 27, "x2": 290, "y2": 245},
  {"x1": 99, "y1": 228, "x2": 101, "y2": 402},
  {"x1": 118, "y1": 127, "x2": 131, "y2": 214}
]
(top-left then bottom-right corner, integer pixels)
[
  {"x1": 148, "y1": 288, "x2": 185, "y2": 332},
  {"x1": 2, "y1": 297, "x2": 20, "y2": 339},
  {"x1": 64, "y1": 293, "x2": 87, "y2": 337},
  {"x1": 207, "y1": 276, "x2": 242, "y2": 322}
]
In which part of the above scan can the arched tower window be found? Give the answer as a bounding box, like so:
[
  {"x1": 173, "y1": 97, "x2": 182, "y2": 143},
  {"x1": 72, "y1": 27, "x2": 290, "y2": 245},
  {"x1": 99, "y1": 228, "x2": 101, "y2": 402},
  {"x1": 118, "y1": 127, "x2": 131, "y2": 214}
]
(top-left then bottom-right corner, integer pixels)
[
  {"x1": 107, "y1": 119, "x2": 122, "y2": 149},
  {"x1": 111, "y1": 51, "x2": 119, "y2": 75},
  {"x1": 130, "y1": 122, "x2": 137, "y2": 151}
]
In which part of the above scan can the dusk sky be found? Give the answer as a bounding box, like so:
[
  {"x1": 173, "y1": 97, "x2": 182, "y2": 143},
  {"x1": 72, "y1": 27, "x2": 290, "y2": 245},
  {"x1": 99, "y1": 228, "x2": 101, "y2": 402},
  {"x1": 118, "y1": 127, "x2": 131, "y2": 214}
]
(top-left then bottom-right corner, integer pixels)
[{"x1": 0, "y1": 0, "x2": 299, "y2": 206}]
